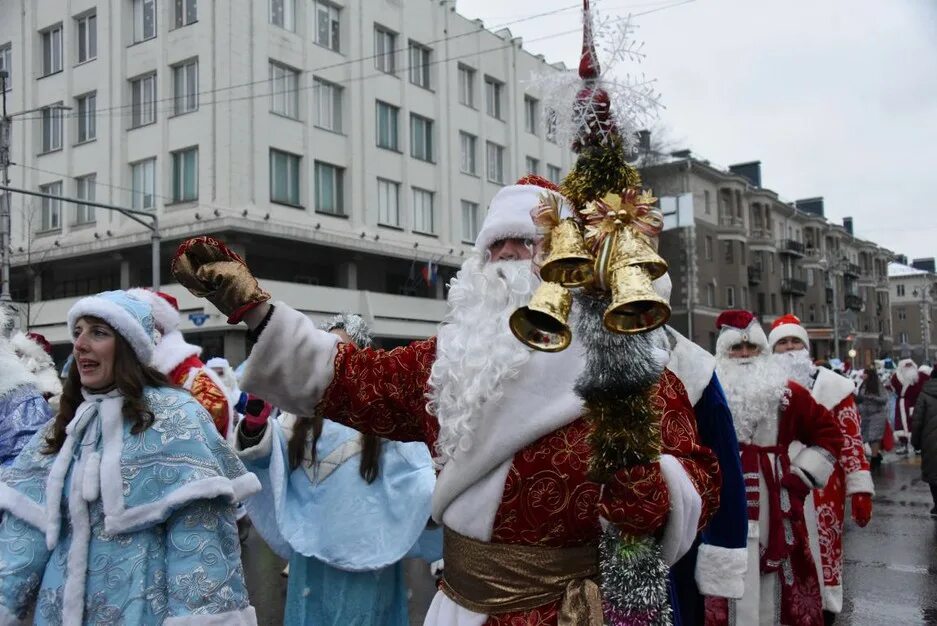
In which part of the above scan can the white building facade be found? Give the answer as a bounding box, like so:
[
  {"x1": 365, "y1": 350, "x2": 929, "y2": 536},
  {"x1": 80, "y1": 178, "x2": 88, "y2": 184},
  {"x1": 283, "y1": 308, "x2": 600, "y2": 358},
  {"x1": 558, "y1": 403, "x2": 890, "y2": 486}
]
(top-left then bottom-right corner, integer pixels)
[{"x1": 0, "y1": 0, "x2": 573, "y2": 363}]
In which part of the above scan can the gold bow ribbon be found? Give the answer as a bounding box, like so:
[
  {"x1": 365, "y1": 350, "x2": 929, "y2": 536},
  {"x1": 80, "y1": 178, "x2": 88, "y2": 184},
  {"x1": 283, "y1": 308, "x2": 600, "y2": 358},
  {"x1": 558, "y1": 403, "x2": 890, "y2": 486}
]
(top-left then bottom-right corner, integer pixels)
[{"x1": 580, "y1": 188, "x2": 662, "y2": 254}]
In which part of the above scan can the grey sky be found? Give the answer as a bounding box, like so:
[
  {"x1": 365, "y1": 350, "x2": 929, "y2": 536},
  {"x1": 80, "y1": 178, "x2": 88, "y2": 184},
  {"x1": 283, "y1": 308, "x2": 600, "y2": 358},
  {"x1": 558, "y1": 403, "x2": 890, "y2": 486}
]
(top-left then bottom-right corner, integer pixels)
[{"x1": 456, "y1": 0, "x2": 937, "y2": 261}]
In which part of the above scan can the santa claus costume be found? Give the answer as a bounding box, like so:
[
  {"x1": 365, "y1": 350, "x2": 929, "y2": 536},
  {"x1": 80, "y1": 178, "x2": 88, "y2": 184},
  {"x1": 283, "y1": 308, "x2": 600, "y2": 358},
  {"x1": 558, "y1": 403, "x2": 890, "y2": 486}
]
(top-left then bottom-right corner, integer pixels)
[
  {"x1": 891, "y1": 358, "x2": 929, "y2": 452},
  {"x1": 768, "y1": 314, "x2": 873, "y2": 619},
  {"x1": 709, "y1": 311, "x2": 843, "y2": 626},
  {"x1": 8, "y1": 331, "x2": 62, "y2": 400},
  {"x1": 128, "y1": 288, "x2": 234, "y2": 440}
]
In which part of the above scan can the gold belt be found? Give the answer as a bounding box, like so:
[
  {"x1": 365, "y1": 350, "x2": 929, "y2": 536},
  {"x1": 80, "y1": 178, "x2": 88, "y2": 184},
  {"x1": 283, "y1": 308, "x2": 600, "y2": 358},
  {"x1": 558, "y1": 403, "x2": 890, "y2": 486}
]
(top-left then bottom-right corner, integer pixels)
[{"x1": 439, "y1": 527, "x2": 603, "y2": 626}]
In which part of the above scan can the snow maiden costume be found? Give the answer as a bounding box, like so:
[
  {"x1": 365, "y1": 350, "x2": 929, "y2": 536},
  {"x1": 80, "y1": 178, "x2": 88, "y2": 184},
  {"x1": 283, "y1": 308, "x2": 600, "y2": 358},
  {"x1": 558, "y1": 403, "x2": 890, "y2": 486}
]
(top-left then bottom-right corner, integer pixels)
[{"x1": 0, "y1": 291, "x2": 260, "y2": 625}]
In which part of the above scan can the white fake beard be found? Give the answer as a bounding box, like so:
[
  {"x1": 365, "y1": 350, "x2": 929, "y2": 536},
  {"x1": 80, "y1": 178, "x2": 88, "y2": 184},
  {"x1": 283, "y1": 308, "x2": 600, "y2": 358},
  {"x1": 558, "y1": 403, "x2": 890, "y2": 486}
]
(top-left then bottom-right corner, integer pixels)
[
  {"x1": 427, "y1": 256, "x2": 537, "y2": 465},
  {"x1": 716, "y1": 355, "x2": 790, "y2": 444},
  {"x1": 896, "y1": 365, "x2": 919, "y2": 388},
  {"x1": 216, "y1": 368, "x2": 240, "y2": 395},
  {"x1": 771, "y1": 349, "x2": 816, "y2": 390}
]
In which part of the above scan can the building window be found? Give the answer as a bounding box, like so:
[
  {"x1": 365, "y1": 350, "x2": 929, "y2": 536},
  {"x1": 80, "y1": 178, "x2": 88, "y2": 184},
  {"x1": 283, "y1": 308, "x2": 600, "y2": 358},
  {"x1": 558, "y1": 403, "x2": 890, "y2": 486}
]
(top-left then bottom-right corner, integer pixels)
[
  {"x1": 899, "y1": 331, "x2": 908, "y2": 344},
  {"x1": 704, "y1": 189, "x2": 711, "y2": 214},
  {"x1": 410, "y1": 114, "x2": 433, "y2": 162},
  {"x1": 375, "y1": 26, "x2": 396, "y2": 75},
  {"x1": 269, "y1": 61, "x2": 299, "y2": 119},
  {"x1": 485, "y1": 76, "x2": 503, "y2": 119},
  {"x1": 525, "y1": 156, "x2": 539, "y2": 176},
  {"x1": 412, "y1": 187, "x2": 434, "y2": 234},
  {"x1": 726, "y1": 286, "x2": 736, "y2": 308},
  {"x1": 315, "y1": 161, "x2": 344, "y2": 215},
  {"x1": 375, "y1": 101, "x2": 399, "y2": 150},
  {"x1": 545, "y1": 109, "x2": 557, "y2": 142},
  {"x1": 131, "y1": 158, "x2": 156, "y2": 210},
  {"x1": 461, "y1": 200, "x2": 479, "y2": 243},
  {"x1": 172, "y1": 147, "x2": 198, "y2": 202},
  {"x1": 898, "y1": 307, "x2": 907, "y2": 321},
  {"x1": 133, "y1": 0, "x2": 157, "y2": 42},
  {"x1": 408, "y1": 41, "x2": 431, "y2": 89},
  {"x1": 458, "y1": 65, "x2": 475, "y2": 107},
  {"x1": 0, "y1": 45, "x2": 10, "y2": 91},
  {"x1": 76, "y1": 92, "x2": 96, "y2": 143},
  {"x1": 270, "y1": 0, "x2": 295, "y2": 31},
  {"x1": 377, "y1": 178, "x2": 399, "y2": 227},
  {"x1": 39, "y1": 181, "x2": 62, "y2": 231},
  {"x1": 486, "y1": 141, "x2": 504, "y2": 184},
  {"x1": 75, "y1": 174, "x2": 96, "y2": 224},
  {"x1": 40, "y1": 104, "x2": 63, "y2": 153},
  {"x1": 314, "y1": 1, "x2": 340, "y2": 51},
  {"x1": 723, "y1": 240, "x2": 733, "y2": 264},
  {"x1": 313, "y1": 78, "x2": 342, "y2": 132},
  {"x1": 706, "y1": 283, "x2": 715, "y2": 307},
  {"x1": 41, "y1": 24, "x2": 63, "y2": 76},
  {"x1": 897, "y1": 284, "x2": 905, "y2": 297},
  {"x1": 459, "y1": 132, "x2": 477, "y2": 175},
  {"x1": 130, "y1": 73, "x2": 157, "y2": 128},
  {"x1": 524, "y1": 96, "x2": 537, "y2": 134},
  {"x1": 704, "y1": 235, "x2": 713, "y2": 260},
  {"x1": 270, "y1": 149, "x2": 301, "y2": 206},
  {"x1": 175, "y1": 0, "x2": 198, "y2": 28},
  {"x1": 173, "y1": 59, "x2": 198, "y2": 115},
  {"x1": 547, "y1": 164, "x2": 561, "y2": 185},
  {"x1": 76, "y1": 12, "x2": 97, "y2": 63},
  {"x1": 807, "y1": 268, "x2": 815, "y2": 287},
  {"x1": 770, "y1": 293, "x2": 777, "y2": 312}
]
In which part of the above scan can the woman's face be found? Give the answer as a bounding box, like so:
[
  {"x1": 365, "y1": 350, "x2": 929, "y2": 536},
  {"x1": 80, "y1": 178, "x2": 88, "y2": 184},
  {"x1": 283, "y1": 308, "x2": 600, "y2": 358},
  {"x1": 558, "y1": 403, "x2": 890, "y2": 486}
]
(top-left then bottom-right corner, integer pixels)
[{"x1": 72, "y1": 317, "x2": 117, "y2": 390}]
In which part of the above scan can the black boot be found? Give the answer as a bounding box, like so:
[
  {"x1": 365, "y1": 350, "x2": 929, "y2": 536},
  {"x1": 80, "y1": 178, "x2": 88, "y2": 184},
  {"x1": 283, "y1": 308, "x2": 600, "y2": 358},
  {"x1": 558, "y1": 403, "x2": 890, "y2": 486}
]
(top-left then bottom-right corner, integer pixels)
[
  {"x1": 823, "y1": 609, "x2": 837, "y2": 625},
  {"x1": 871, "y1": 454, "x2": 882, "y2": 470}
]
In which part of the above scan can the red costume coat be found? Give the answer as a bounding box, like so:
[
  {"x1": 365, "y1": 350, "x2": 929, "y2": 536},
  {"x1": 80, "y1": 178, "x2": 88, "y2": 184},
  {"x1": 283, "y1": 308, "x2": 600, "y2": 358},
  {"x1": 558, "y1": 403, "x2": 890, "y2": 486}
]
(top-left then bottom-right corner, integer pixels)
[
  {"x1": 891, "y1": 372, "x2": 928, "y2": 440},
  {"x1": 707, "y1": 382, "x2": 843, "y2": 626},
  {"x1": 316, "y1": 338, "x2": 721, "y2": 626}
]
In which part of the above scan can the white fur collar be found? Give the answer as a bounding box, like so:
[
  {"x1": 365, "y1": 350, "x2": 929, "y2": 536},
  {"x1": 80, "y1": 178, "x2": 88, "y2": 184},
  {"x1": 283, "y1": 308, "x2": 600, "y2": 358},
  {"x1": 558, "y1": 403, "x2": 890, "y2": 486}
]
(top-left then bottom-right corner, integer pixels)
[
  {"x1": 811, "y1": 368, "x2": 856, "y2": 411},
  {"x1": 150, "y1": 330, "x2": 202, "y2": 375},
  {"x1": 665, "y1": 327, "x2": 715, "y2": 406},
  {"x1": 0, "y1": 351, "x2": 38, "y2": 397}
]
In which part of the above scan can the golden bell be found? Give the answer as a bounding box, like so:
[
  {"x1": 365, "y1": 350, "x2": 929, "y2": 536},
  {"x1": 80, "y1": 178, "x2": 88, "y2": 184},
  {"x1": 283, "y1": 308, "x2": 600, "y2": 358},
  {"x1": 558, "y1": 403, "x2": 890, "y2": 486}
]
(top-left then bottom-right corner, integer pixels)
[
  {"x1": 539, "y1": 220, "x2": 595, "y2": 288},
  {"x1": 603, "y1": 265, "x2": 671, "y2": 334},
  {"x1": 509, "y1": 282, "x2": 573, "y2": 352},
  {"x1": 610, "y1": 227, "x2": 668, "y2": 280}
]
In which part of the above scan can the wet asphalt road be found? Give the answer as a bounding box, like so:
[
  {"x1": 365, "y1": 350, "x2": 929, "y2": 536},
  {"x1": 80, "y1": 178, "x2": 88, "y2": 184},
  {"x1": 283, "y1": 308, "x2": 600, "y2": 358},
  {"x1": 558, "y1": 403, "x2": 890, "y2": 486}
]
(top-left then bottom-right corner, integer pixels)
[{"x1": 242, "y1": 456, "x2": 937, "y2": 626}]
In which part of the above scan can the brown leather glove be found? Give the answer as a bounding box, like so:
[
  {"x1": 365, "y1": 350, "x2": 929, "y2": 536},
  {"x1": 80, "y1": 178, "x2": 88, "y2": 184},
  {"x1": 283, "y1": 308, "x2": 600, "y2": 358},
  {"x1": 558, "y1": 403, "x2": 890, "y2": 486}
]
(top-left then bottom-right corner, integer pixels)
[{"x1": 172, "y1": 236, "x2": 270, "y2": 324}]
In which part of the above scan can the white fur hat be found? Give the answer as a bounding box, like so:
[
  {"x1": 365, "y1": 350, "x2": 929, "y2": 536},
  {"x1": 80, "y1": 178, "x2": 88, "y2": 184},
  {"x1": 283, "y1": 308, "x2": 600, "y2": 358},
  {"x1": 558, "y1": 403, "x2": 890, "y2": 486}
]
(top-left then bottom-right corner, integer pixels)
[
  {"x1": 715, "y1": 309, "x2": 768, "y2": 358},
  {"x1": 767, "y1": 313, "x2": 810, "y2": 352},
  {"x1": 127, "y1": 288, "x2": 181, "y2": 332},
  {"x1": 67, "y1": 290, "x2": 158, "y2": 363},
  {"x1": 474, "y1": 184, "x2": 571, "y2": 254},
  {"x1": 920, "y1": 364, "x2": 933, "y2": 377}
]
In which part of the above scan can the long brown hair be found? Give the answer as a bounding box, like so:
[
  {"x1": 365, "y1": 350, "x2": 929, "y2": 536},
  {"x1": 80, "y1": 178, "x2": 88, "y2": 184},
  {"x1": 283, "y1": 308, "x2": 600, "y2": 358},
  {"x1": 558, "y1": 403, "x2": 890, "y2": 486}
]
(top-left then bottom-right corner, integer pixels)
[
  {"x1": 44, "y1": 318, "x2": 171, "y2": 454},
  {"x1": 287, "y1": 415, "x2": 382, "y2": 483},
  {"x1": 862, "y1": 367, "x2": 882, "y2": 396}
]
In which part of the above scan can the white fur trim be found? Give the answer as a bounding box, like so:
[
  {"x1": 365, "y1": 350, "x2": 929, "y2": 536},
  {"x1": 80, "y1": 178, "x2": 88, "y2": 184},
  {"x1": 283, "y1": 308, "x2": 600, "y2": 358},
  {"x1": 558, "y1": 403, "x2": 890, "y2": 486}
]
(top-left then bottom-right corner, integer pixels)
[
  {"x1": 9, "y1": 333, "x2": 59, "y2": 396},
  {"x1": 62, "y1": 452, "x2": 91, "y2": 626},
  {"x1": 0, "y1": 482, "x2": 48, "y2": 533},
  {"x1": 151, "y1": 330, "x2": 202, "y2": 375},
  {"x1": 845, "y1": 469, "x2": 874, "y2": 496},
  {"x1": 473, "y1": 185, "x2": 570, "y2": 253},
  {"x1": 234, "y1": 421, "x2": 274, "y2": 461},
  {"x1": 128, "y1": 288, "x2": 180, "y2": 332},
  {"x1": 811, "y1": 368, "x2": 856, "y2": 411},
  {"x1": 747, "y1": 519, "x2": 759, "y2": 539},
  {"x1": 424, "y1": 592, "x2": 488, "y2": 626},
  {"x1": 653, "y1": 272, "x2": 673, "y2": 302},
  {"x1": 920, "y1": 365, "x2": 933, "y2": 377},
  {"x1": 163, "y1": 606, "x2": 258, "y2": 625},
  {"x1": 665, "y1": 326, "x2": 715, "y2": 406},
  {"x1": 694, "y1": 544, "x2": 748, "y2": 599},
  {"x1": 767, "y1": 323, "x2": 809, "y2": 352},
  {"x1": 67, "y1": 295, "x2": 154, "y2": 363},
  {"x1": 791, "y1": 446, "x2": 835, "y2": 488},
  {"x1": 822, "y1": 584, "x2": 843, "y2": 614},
  {"x1": 0, "y1": 601, "x2": 28, "y2": 626},
  {"x1": 715, "y1": 320, "x2": 768, "y2": 358},
  {"x1": 206, "y1": 357, "x2": 230, "y2": 369},
  {"x1": 658, "y1": 454, "x2": 703, "y2": 566},
  {"x1": 0, "y1": 352, "x2": 38, "y2": 397}
]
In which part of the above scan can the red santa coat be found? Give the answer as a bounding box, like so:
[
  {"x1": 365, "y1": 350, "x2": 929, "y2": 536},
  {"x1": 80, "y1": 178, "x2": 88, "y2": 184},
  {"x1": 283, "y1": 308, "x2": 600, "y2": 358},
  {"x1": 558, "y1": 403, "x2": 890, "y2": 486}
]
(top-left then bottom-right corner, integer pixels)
[
  {"x1": 707, "y1": 381, "x2": 843, "y2": 626},
  {"x1": 805, "y1": 369, "x2": 873, "y2": 615},
  {"x1": 891, "y1": 371, "x2": 929, "y2": 440},
  {"x1": 240, "y1": 303, "x2": 721, "y2": 626}
]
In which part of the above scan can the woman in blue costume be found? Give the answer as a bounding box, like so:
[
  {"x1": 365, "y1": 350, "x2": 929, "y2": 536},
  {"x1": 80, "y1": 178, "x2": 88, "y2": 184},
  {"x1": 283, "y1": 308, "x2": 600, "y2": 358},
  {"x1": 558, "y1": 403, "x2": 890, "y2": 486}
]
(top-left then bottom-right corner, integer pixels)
[
  {"x1": 0, "y1": 290, "x2": 260, "y2": 625},
  {"x1": 236, "y1": 314, "x2": 439, "y2": 626}
]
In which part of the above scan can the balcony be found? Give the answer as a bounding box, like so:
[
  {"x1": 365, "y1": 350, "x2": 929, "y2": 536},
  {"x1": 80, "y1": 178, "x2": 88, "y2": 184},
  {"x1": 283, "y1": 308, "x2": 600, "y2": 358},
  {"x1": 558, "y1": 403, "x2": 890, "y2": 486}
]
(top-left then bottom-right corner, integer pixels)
[
  {"x1": 845, "y1": 294, "x2": 864, "y2": 311},
  {"x1": 780, "y1": 239, "x2": 805, "y2": 257},
  {"x1": 781, "y1": 278, "x2": 808, "y2": 296},
  {"x1": 748, "y1": 266, "x2": 762, "y2": 285},
  {"x1": 749, "y1": 227, "x2": 773, "y2": 244},
  {"x1": 718, "y1": 214, "x2": 745, "y2": 233},
  {"x1": 843, "y1": 263, "x2": 861, "y2": 278},
  {"x1": 804, "y1": 247, "x2": 821, "y2": 262}
]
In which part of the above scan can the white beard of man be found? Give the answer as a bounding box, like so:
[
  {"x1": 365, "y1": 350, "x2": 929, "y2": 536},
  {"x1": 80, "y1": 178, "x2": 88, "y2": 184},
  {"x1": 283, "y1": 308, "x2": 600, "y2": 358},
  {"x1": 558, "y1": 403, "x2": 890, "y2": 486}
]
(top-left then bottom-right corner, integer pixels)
[
  {"x1": 896, "y1": 364, "x2": 920, "y2": 388},
  {"x1": 428, "y1": 255, "x2": 538, "y2": 465},
  {"x1": 772, "y1": 349, "x2": 816, "y2": 390},
  {"x1": 716, "y1": 355, "x2": 790, "y2": 444}
]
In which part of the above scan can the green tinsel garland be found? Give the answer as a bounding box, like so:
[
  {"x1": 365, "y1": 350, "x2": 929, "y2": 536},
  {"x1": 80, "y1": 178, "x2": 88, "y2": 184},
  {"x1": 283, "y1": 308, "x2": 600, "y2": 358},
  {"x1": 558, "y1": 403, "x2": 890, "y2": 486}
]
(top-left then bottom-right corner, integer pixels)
[
  {"x1": 561, "y1": 135, "x2": 643, "y2": 209},
  {"x1": 585, "y1": 388, "x2": 662, "y2": 483}
]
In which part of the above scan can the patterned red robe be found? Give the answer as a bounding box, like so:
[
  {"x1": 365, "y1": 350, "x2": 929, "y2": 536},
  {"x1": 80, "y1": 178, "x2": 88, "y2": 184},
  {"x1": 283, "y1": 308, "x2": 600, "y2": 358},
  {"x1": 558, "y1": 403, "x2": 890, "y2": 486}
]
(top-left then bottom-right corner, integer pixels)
[
  {"x1": 169, "y1": 355, "x2": 233, "y2": 439},
  {"x1": 891, "y1": 371, "x2": 929, "y2": 443}
]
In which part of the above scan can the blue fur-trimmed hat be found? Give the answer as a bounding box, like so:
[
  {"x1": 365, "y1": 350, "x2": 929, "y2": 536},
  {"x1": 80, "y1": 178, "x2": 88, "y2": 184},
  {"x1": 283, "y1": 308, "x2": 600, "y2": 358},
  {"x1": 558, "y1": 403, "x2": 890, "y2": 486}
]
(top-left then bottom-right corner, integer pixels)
[{"x1": 67, "y1": 290, "x2": 158, "y2": 363}]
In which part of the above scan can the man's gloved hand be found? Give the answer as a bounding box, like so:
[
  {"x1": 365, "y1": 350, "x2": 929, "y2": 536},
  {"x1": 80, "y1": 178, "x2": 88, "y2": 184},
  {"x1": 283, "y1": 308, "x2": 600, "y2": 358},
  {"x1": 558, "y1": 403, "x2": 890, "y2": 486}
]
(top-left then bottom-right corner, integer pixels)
[
  {"x1": 241, "y1": 395, "x2": 274, "y2": 433},
  {"x1": 781, "y1": 471, "x2": 811, "y2": 516},
  {"x1": 851, "y1": 493, "x2": 873, "y2": 527},
  {"x1": 172, "y1": 236, "x2": 270, "y2": 324}
]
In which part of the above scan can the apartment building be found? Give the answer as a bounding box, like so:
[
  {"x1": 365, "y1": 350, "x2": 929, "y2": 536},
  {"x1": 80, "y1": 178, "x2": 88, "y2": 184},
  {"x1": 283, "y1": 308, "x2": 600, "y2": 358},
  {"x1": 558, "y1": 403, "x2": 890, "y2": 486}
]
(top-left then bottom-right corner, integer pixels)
[
  {"x1": 640, "y1": 150, "x2": 894, "y2": 364},
  {"x1": 0, "y1": 0, "x2": 574, "y2": 363},
  {"x1": 889, "y1": 257, "x2": 937, "y2": 364}
]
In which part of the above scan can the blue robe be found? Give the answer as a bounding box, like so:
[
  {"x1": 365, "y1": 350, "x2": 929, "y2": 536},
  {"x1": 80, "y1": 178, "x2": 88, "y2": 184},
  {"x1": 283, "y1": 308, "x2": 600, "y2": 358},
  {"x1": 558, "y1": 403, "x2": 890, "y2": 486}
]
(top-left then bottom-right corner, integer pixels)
[
  {"x1": 0, "y1": 387, "x2": 261, "y2": 625},
  {"x1": 238, "y1": 415, "x2": 439, "y2": 626},
  {"x1": 665, "y1": 329, "x2": 748, "y2": 625},
  {"x1": 0, "y1": 382, "x2": 52, "y2": 467}
]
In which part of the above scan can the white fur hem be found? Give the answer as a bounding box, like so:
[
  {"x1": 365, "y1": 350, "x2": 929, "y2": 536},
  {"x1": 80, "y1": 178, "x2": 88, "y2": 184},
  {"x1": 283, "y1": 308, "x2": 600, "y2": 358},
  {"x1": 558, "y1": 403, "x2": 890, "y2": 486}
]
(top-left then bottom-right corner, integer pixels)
[
  {"x1": 791, "y1": 446, "x2": 835, "y2": 488},
  {"x1": 0, "y1": 602, "x2": 27, "y2": 626},
  {"x1": 658, "y1": 454, "x2": 703, "y2": 566},
  {"x1": 164, "y1": 606, "x2": 258, "y2": 625},
  {"x1": 747, "y1": 520, "x2": 759, "y2": 539},
  {"x1": 694, "y1": 544, "x2": 748, "y2": 599},
  {"x1": 424, "y1": 591, "x2": 487, "y2": 626},
  {"x1": 821, "y1": 584, "x2": 843, "y2": 614},
  {"x1": 845, "y1": 470, "x2": 875, "y2": 496},
  {"x1": 234, "y1": 421, "x2": 274, "y2": 461},
  {"x1": 665, "y1": 327, "x2": 715, "y2": 406},
  {"x1": 0, "y1": 482, "x2": 48, "y2": 533}
]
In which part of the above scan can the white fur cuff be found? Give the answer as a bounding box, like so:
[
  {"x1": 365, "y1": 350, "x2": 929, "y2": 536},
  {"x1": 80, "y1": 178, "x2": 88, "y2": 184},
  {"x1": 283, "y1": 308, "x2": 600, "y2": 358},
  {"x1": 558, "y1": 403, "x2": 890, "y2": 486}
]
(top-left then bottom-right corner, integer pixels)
[
  {"x1": 658, "y1": 454, "x2": 703, "y2": 566},
  {"x1": 0, "y1": 483, "x2": 48, "y2": 534},
  {"x1": 164, "y1": 606, "x2": 257, "y2": 625},
  {"x1": 695, "y1": 544, "x2": 748, "y2": 599},
  {"x1": 845, "y1": 470, "x2": 875, "y2": 496},
  {"x1": 822, "y1": 584, "x2": 843, "y2": 614},
  {"x1": 791, "y1": 446, "x2": 835, "y2": 488},
  {"x1": 234, "y1": 421, "x2": 274, "y2": 462}
]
